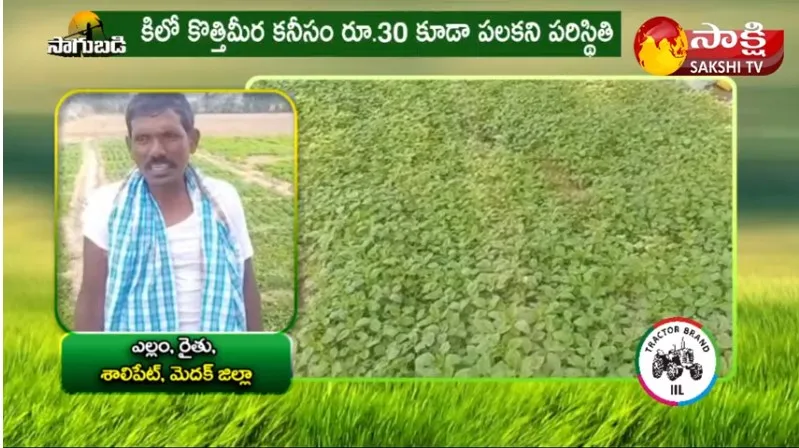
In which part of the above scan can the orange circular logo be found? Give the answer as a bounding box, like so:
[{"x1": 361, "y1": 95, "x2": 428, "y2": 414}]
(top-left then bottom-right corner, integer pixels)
[
  {"x1": 633, "y1": 17, "x2": 688, "y2": 76},
  {"x1": 67, "y1": 11, "x2": 106, "y2": 40}
]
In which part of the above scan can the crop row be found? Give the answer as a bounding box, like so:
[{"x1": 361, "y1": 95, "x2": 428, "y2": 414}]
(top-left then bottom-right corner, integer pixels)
[
  {"x1": 251, "y1": 159, "x2": 294, "y2": 183},
  {"x1": 58, "y1": 144, "x2": 83, "y2": 219},
  {"x1": 202, "y1": 136, "x2": 294, "y2": 160},
  {"x1": 98, "y1": 139, "x2": 135, "y2": 181},
  {"x1": 201, "y1": 136, "x2": 295, "y2": 183},
  {"x1": 57, "y1": 143, "x2": 83, "y2": 328},
  {"x1": 251, "y1": 79, "x2": 734, "y2": 378}
]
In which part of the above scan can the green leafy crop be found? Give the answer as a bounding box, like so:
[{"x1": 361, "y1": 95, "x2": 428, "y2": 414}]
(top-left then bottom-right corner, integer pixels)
[{"x1": 252, "y1": 79, "x2": 734, "y2": 378}]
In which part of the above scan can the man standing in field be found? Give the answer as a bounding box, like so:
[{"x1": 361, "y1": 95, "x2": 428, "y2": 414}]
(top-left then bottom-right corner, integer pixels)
[{"x1": 75, "y1": 93, "x2": 264, "y2": 332}]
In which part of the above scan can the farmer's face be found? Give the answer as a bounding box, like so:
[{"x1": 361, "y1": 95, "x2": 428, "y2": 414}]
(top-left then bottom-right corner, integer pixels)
[{"x1": 127, "y1": 109, "x2": 200, "y2": 188}]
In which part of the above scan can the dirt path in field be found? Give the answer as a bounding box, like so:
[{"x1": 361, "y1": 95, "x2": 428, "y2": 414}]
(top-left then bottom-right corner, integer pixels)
[
  {"x1": 243, "y1": 154, "x2": 293, "y2": 168},
  {"x1": 195, "y1": 151, "x2": 293, "y2": 198}
]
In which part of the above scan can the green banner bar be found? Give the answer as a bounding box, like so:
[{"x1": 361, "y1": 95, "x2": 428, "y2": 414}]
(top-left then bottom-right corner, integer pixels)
[
  {"x1": 84, "y1": 11, "x2": 621, "y2": 57},
  {"x1": 61, "y1": 333, "x2": 292, "y2": 394}
]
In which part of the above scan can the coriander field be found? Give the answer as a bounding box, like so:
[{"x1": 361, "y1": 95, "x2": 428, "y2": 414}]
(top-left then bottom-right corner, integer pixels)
[
  {"x1": 256, "y1": 79, "x2": 734, "y2": 378},
  {"x1": 56, "y1": 109, "x2": 296, "y2": 332}
]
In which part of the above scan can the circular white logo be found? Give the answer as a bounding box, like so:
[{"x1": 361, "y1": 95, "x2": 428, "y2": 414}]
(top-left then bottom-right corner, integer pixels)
[{"x1": 636, "y1": 317, "x2": 718, "y2": 406}]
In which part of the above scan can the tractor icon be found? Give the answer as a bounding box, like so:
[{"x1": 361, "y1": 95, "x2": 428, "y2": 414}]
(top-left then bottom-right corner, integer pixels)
[{"x1": 652, "y1": 337, "x2": 703, "y2": 381}]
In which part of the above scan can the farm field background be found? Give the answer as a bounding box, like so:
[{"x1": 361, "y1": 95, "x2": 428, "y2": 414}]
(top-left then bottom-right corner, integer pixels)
[
  {"x1": 260, "y1": 79, "x2": 735, "y2": 378},
  {"x1": 55, "y1": 111, "x2": 297, "y2": 332},
  {"x1": 6, "y1": 84, "x2": 799, "y2": 445},
  {"x1": 5, "y1": 0, "x2": 799, "y2": 443}
]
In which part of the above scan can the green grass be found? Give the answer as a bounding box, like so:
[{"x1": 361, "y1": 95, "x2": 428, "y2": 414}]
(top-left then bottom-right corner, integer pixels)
[
  {"x1": 256, "y1": 159, "x2": 294, "y2": 183},
  {"x1": 3, "y1": 201, "x2": 798, "y2": 445},
  {"x1": 262, "y1": 79, "x2": 734, "y2": 378},
  {"x1": 202, "y1": 136, "x2": 294, "y2": 161},
  {"x1": 55, "y1": 140, "x2": 296, "y2": 332}
]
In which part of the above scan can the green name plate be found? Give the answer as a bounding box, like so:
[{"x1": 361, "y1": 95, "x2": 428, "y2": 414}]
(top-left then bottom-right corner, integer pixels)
[{"x1": 61, "y1": 333, "x2": 293, "y2": 394}]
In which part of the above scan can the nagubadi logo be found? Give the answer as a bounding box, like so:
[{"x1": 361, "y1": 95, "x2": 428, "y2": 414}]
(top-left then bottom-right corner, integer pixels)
[
  {"x1": 47, "y1": 11, "x2": 127, "y2": 58},
  {"x1": 636, "y1": 317, "x2": 718, "y2": 407},
  {"x1": 634, "y1": 17, "x2": 784, "y2": 77}
]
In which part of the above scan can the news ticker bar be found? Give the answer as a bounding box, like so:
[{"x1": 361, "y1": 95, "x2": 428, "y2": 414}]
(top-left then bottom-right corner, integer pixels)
[
  {"x1": 88, "y1": 11, "x2": 622, "y2": 57},
  {"x1": 61, "y1": 333, "x2": 292, "y2": 394}
]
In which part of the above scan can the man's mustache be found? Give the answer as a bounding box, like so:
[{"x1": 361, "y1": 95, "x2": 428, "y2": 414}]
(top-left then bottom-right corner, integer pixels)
[{"x1": 146, "y1": 158, "x2": 175, "y2": 168}]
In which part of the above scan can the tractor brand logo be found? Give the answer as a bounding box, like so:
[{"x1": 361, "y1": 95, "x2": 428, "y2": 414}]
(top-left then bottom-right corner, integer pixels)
[
  {"x1": 635, "y1": 317, "x2": 718, "y2": 406},
  {"x1": 47, "y1": 11, "x2": 127, "y2": 58}
]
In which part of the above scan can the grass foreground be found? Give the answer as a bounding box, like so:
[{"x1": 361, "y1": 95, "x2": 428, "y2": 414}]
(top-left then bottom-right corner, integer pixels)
[{"x1": 5, "y1": 190, "x2": 799, "y2": 446}]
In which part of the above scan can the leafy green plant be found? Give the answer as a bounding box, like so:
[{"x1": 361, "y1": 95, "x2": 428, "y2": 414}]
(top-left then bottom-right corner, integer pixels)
[
  {"x1": 56, "y1": 144, "x2": 82, "y2": 328},
  {"x1": 251, "y1": 79, "x2": 733, "y2": 378},
  {"x1": 99, "y1": 138, "x2": 135, "y2": 181},
  {"x1": 201, "y1": 136, "x2": 294, "y2": 182}
]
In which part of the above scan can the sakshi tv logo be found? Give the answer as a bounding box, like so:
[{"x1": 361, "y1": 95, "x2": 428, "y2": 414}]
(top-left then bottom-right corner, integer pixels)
[
  {"x1": 47, "y1": 11, "x2": 127, "y2": 58},
  {"x1": 633, "y1": 17, "x2": 784, "y2": 76}
]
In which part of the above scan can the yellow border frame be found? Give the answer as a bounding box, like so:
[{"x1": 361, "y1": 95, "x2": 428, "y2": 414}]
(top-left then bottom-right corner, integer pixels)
[
  {"x1": 53, "y1": 88, "x2": 301, "y2": 334},
  {"x1": 245, "y1": 75, "x2": 738, "y2": 384}
]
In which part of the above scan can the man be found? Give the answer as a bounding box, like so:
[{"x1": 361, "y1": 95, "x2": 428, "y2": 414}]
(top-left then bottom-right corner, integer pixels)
[{"x1": 75, "y1": 93, "x2": 263, "y2": 332}]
